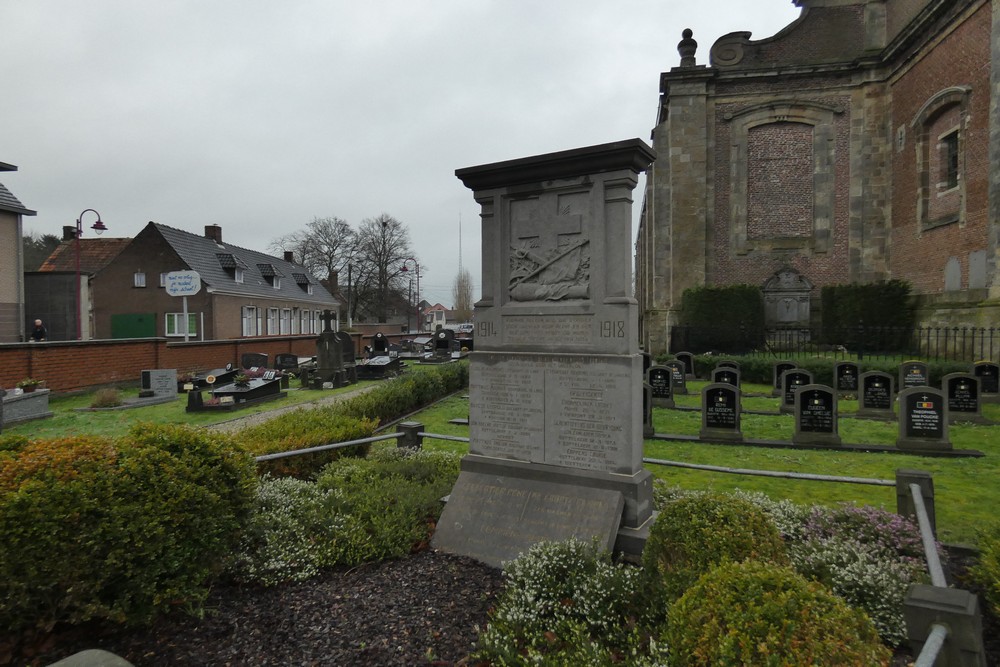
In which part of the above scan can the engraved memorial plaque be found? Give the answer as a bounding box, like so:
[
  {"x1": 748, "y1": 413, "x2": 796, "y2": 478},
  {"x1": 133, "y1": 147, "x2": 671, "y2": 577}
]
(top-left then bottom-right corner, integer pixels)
[
  {"x1": 897, "y1": 387, "x2": 952, "y2": 451},
  {"x1": 648, "y1": 365, "x2": 674, "y2": 407},
  {"x1": 772, "y1": 360, "x2": 796, "y2": 396},
  {"x1": 834, "y1": 361, "x2": 860, "y2": 394},
  {"x1": 857, "y1": 371, "x2": 895, "y2": 420},
  {"x1": 781, "y1": 369, "x2": 813, "y2": 414},
  {"x1": 943, "y1": 372, "x2": 984, "y2": 424},
  {"x1": 899, "y1": 360, "x2": 929, "y2": 391},
  {"x1": 793, "y1": 384, "x2": 841, "y2": 446},
  {"x1": 700, "y1": 383, "x2": 742, "y2": 441},
  {"x1": 664, "y1": 360, "x2": 688, "y2": 395}
]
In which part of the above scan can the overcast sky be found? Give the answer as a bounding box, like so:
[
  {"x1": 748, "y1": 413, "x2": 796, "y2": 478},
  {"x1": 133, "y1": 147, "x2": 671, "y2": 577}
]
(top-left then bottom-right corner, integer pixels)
[{"x1": 2, "y1": 1, "x2": 799, "y2": 306}]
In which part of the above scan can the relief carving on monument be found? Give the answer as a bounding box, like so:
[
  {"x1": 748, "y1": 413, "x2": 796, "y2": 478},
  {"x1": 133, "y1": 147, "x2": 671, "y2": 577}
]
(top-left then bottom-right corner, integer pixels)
[{"x1": 508, "y1": 205, "x2": 590, "y2": 302}]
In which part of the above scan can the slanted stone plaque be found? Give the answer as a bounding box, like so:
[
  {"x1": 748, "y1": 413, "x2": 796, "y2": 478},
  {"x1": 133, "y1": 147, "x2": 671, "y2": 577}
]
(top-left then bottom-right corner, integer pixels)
[
  {"x1": 437, "y1": 139, "x2": 656, "y2": 565},
  {"x1": 675, "y1": 351, "x2": 695, "y2": 379},
  {"x1": 897, "y1": 387, "x2": 952, "y2": 451},
  {"x1": 664, "y1": 360, "x2": 688, "y2": 395},
  {"x1": 973, "y1": 361, "x2": 1000, "y2": 404},
  {"x1": 942, "y1": 373, "x2": 986, "y2": 424},
  {"x1": 834, "y1": 361, "x2": 861, "y2": 395},
  {"x1": 648, "y1": 366, "x2": 674, "y2": 408},
  {"x1": 700, "y1": 382, "x2": 743, "y2": 442},
  {"x1": 857, "y1": 371, "x2": 895, "y2": 420},
  {"x1": 711, "y1": 366, "x2": 740, "y2": 388},
  {"x1": 793, "y1": 384, "x2": 841, "y2": 446},
  {"x1": 771, "y1": 360, "x2": 796, "y2": 397},
  {"x1": 780, "y1": 369, "x2": 814, "y2": 414},
  {"x1": 899, "y1": 360, "x2": 930, "y2": 391}
]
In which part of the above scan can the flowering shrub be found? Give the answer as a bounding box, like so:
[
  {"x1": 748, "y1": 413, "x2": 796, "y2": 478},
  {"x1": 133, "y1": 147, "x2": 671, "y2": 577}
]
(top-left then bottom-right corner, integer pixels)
[
  {"x1": 89, "y1": 387, "x2": 123, "y2": 408},
  {"x1": 475, "y1": 539, "x2": 667, "y2": 666},
  {"x1": 972, "y1": 521, "x2": 1000, "y2": 618},
  {"x1": 666, "y1": 561, "x2": 892, "y2": 666}
]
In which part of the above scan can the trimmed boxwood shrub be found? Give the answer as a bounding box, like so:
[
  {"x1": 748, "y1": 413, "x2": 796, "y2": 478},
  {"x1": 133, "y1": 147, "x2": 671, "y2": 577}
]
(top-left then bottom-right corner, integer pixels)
[
  {"x1": 972, "y1": 521, "x2": 1000, "y2": 619},
  {"x1": 820, "y1": 280, "x2": 915, "y2": 351},
  {"x1": 666, "y1": 560, "x2": 891, "y2": 666},
  {"x1": 678, "y1": 285, "x2": 766, "y2": 354},
  {"x1": 0, "y1": 426, "x2": 256, "y2": 635},
  {"x1": 642, "y1": 493, "x2": 788, "y2": 601},
  {"x1": 239, "y1": 413, "x2": 378, "y2": 478}
]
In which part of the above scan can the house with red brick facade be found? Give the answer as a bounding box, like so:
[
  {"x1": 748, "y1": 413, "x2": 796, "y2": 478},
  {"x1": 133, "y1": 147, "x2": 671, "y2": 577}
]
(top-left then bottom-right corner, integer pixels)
[{"x1": 636, "y1": 0, "x2": 998, "y2": 355}]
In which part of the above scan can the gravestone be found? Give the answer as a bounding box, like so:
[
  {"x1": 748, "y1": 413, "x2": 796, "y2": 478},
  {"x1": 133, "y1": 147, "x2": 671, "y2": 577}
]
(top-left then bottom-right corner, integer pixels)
[
  {"x1": 780, "y1": 369, "x2": 814, "y2": 414},
  {"x1": 140, "y1": 369, "x2": 178, "y2": 400},
  {"x1": 897, "y1": 387, "x2": 952, "y2": 451},
  {"x1": 857, "y1": 371, "x2": 896, "y2": 420},
  {"x1": 942, "y1": 373, "x2": 986, "y2": 424},
  {"x1": 700, "y1": 383, "x2": 743, "y2": 442},
  {"x1": 674, "y1": 351, "x2": 695, "y2": 379},
  {"x1": 647, "y1": 366, "x2": 674, "y2": 408},
  {"x1": 240, "y1": 352, "x2": 269, "y2": 370},
  {"x1": 433, "y1": 330, "x2": 456, "y2": 361},
  {"x1": 642, "y1": 381, "x2": 655, "y2": 437},
  {"x1": 716, "y1": 359, "x2": 740, "y2": 371},
  {"x1": 771, "y1": 360, "x2": 796, "y2": 397},
  {"x1": 274, "y1": 353, "x2": 299, "y2": 371},
  {"x1": 315, "y1": 313, "x2": 346, "y2": 386},
  {"x1": 333, "y1": 331, "x2": 358, "y2": 384},
  {"x1": 762, "y1": 267, "x2": 812, "y2": 328},
  {"x1": 834, "y1": 361, "x2": 861, "y2": 395},
  {"x1": 664, "y1": 360, "x2": 688, "y2": 395},
  {"x1": 436, "y1": 139, "x2": 655, "y2": 567},
  {"x1": 356, "y1": 355, "x2": 402, "y2": 379},
  {"x1": 793, "y1": 384, "x2": 841, "y2": 446},
  {"x1": 972, "y1": 361, "x2": 1000, "y2": 404},
  {"x1": 899, "y1": 360, "x2": 930, "y2": 391},
  {"x1": 711, "y1": 366, "x2": 740, "y2": 388},
  {"x1": 371, "y1": 332, "x2": 389, "y2": 357}
]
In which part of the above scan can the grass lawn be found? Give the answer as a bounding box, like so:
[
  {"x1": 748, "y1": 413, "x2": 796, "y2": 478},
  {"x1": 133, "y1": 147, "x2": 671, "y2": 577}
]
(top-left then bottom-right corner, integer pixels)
[{"x1": 411, "y1": 383, "x2": 1000, "y2": 547}]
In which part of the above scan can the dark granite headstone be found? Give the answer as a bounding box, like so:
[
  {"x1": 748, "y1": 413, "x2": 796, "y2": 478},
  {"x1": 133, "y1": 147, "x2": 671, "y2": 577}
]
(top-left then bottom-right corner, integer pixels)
[
  {"x1": 780, "y1": 369, "x2": 814, "y2": 414},
  {"x1": 372, "y1": 332, "x2": 389, "y2": 356},
  {"x1": 793, "y1": 384, "x2": 841, "y2": 446},
  {"x1": 717, "y1": 359, "x2": 740, "y2": 371},
  {"x1": 834, "y1": 361, "x2": 861, "y2": 395},
  {"x1": 316, "y1": 329, "x2": 346, "y2": 386},
  {"x1": 274, "y1": 353, "x2": 299, "y2": 370},
  {"x1": 711, "y1": 366, "x2": 740, "y2": 388},
  {"x1": 647, "y1": 366, "x2": 674, "y2": 408},
  {"x1": 675, "y1": 351, "x2": 695, "y2": 379},
  {"x1": 333, "y1": 331, "x2": 358, "y2": 383},
  {"x1": 899, "y1": 360, "x2": 930, "y2": 391},
  {"x1": 942, "y1": 373, "x2": 985, "y2": 424},
  {"x1": 897, "y1": 387, "x2": 952, "y2": 451},
  {"x1": 664, "y1": 360, "x2": 688, "y2": 395},
  {"x1": 857, "y1": 371, "x2": 896, "y2": 420},
  {"x1": 973, "y1": 361, "x2": 1000, "y2": 403},
  {"x1": 241, "y1": 352, "x2": 269, "y2": 370},
  {"x1": 771, "y1": 360, "x2": 796, "y2": 397},
  {"x1": 700, "y1": 382, "x2": 743, "y2": 441}
]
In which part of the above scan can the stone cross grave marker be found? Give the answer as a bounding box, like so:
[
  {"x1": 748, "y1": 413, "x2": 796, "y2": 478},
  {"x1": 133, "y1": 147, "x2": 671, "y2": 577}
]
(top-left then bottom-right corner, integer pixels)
[
  {"x1": 942, "y1": 372, "x2": 986, "y2": 424},
  {"x1": 793, "y1": 384, "x2": 841, "y2": 446},
  {"x1": 834, "y1": 361, "x2": 860, "y2": 395},
  {"x1": 771, "y1": 360, "x2": 796, "y2": 397},
  {"x1": 897, "y1": 387, "x2": 952, "y2": 451},
  {"x1": 973, "y1": 361, "x2": 1000, "y2": 404},
  {"x1": 435, "y1": 139, "x2": 655, "y2": 567},
  {"x1": 899, "y1": 360, "x2": 930, "y2": 391},
  {"x1": 781, "y1": 369, "x2": 814, "y2": 414},
  {"x1": 857, "y1": 371, "x2": 896, "y2": 420},
  {"x1": 700, "y1": 383, "x2": 743, "y2": 442}
]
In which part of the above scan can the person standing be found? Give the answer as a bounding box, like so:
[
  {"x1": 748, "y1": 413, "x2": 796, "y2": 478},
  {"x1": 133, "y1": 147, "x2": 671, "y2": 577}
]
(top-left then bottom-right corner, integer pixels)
[{"x1": 30, "y1": 319, "x2": 47, "y2": 342}]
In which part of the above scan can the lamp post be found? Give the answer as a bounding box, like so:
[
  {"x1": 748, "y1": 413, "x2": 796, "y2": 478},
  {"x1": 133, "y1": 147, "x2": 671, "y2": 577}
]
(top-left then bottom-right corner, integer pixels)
[
  {"x1": 75, "y1": 209, "x2": 108, "y2": 340},
  {"x1": 399, "y1": 257, "x2": 420, "y2": 333}
]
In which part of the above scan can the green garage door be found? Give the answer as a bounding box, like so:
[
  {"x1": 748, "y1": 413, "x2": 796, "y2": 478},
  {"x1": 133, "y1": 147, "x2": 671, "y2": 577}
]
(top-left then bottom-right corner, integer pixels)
[{"x1": 111, "y1": 313, "x2": 157, "y2": 338}]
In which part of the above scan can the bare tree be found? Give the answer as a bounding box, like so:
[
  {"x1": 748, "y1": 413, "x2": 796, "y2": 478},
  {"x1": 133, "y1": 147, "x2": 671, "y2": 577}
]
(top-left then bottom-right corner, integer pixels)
[
  {"x1": 268, "y1": 216, "x2": 357, "y2": 281},
  {"x1": 451, "y1": 267, "x2": 474, "y2": 322},
  {"x1": 354, "y1": 213, "x2": 414, "y2": 323}
]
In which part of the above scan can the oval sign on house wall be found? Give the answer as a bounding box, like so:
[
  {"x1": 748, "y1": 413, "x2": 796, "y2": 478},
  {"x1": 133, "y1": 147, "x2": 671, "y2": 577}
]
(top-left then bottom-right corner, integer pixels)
[{"x1": 165, "y1": 270, "x2": 202, "y2": 296}]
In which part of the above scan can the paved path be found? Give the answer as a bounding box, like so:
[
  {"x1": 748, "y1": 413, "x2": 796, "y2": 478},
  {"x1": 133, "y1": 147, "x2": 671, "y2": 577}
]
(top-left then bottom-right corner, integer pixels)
[{"x1": 206, "y1": 384, "x2": 382, "y2": 434}]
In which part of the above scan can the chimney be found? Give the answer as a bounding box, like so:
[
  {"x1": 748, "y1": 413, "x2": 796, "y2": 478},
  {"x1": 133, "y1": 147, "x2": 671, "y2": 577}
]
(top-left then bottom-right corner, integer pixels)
[
  {"x1": 62, "y1": 225, "x2": 77, "y2": 241},
  {"x1": 204, "y1": 225, "x2": 222, "y2": 243},
  {"x1": 284, "y1": 251, "x2": 295, "y2": 263}
]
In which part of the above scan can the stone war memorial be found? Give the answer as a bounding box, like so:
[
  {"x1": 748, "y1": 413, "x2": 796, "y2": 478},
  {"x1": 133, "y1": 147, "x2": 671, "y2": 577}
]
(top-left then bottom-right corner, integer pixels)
[{"x1": 433, "y1": 139, "x2": 655, "y2": 567}]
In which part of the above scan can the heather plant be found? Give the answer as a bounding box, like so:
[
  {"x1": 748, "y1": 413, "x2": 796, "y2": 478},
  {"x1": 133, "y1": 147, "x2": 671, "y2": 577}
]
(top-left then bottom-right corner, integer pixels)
[
  {"x1": 475, "y1": 538, "x2": 667, "y2": 666},
  {"x1": 666, "y1": 560, "x2": 892, "y2": 666},
  {"x1": 89, "y1": 387, "x2": 123, "y2": 408},
  {"x1": 971, "y1": 520, "x2": 1000, "y2": 619}
]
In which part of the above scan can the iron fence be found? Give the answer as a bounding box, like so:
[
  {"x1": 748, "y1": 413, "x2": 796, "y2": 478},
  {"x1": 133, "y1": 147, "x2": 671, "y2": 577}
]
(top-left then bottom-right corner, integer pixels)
[{"x1": 671, "y1": 325, "x2": 1000, "y2": 362}]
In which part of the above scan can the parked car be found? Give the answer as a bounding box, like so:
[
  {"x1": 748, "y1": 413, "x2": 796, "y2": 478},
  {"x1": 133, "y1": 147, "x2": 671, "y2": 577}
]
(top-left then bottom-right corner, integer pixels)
[{"x1": 456, "y1": 323, "x2": 474, "y2": 335}]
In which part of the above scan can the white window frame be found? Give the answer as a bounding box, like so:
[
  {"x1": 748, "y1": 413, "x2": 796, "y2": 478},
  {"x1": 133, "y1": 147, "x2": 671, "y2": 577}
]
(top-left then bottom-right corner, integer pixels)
[
  {"x1": 291, "y1": 308, "x2": 300, "y2": 335},
  {"x1": 165, "y1": 312, "x2": 198, "y2": 337},
  {"x1": 280, "y1": 308, "x2": 291, "y2": 335},
  {"x1": 234, "y1": 268, "x2": 244, "y2": 284},
  {"x1": 272, "y1": 276, "x2": 281, "y2": 290},
  {"x1": 242, "y1": 306, "x2": 259, "y2": 337},
  {"x1": 267, "y1": 308, "x2": 279, "y2": 335},
  {"x1": 313, "y1": 310, "x2": 322, "y2": 334},
  {"x1": 133, "y1": 272, "x2": 146, "y2": 288},
  {"x1": 159, "y1": 272, "x2": 168, "y2": 287}
]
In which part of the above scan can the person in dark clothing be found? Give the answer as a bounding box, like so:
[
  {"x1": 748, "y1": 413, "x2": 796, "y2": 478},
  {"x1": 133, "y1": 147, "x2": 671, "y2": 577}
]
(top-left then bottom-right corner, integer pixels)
[{"x1": 30, "y1": 319, "x2": 47, "y2": 342}]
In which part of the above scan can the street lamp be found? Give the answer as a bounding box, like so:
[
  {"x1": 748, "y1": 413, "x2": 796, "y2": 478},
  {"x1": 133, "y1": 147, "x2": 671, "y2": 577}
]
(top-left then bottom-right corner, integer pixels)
[
  {"x1": 399, "y1": 257, "x2": 420, "y2": 333},
  {"x1": 75, "y1": 209, "x2": 108, "y2": 340}
]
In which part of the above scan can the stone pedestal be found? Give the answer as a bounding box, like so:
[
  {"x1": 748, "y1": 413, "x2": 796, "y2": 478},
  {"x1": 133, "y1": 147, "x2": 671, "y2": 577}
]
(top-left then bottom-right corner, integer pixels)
[{"x1": 434, "y1": 139, "x2": 655, "y2": 566}]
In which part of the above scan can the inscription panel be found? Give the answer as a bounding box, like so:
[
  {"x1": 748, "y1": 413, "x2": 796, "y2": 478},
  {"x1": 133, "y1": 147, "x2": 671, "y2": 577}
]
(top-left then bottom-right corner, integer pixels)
[{"x1": 503, "y1": 315, "x2": 592, "y2": 347}]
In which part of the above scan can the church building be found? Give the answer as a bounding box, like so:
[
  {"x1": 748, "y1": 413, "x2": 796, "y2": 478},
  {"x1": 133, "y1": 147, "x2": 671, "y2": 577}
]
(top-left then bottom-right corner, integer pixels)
[{"x1": 636, "y1": 0, "x2": 999, "y2": 354}]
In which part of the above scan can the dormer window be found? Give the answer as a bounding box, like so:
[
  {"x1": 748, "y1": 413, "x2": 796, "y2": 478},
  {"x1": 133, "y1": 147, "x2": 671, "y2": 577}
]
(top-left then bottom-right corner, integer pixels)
[
  {"x1": 235, "y1": 268, "x2": 244, "y2": 284},
  {"x1": 217, "y1": 253, "x2": 249, "y2": 283},
  {"x1": 257, "y1": 263, "x2": 284, "y2": 289},
  {"x1": 292, "y1": 272, "x2": 314, "y2": 294}
]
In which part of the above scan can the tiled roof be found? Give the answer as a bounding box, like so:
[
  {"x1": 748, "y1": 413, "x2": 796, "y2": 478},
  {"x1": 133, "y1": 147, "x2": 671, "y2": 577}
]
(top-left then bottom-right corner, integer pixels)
[
  {"x1": 291, "y1": 272, "x2": 310, "y2": 284},
  {"x1": 0, "y1": 181, "x2": 36, "y2": 216},
  {"x1": 152, "y1": 222, "x2": 338, "y2": 306},
  {"x1": 256, "y1": 263, "x2": 283, "y2": 278},
  {"x1": 38, "y1": 238, "x2": 131, "y2": 273}
]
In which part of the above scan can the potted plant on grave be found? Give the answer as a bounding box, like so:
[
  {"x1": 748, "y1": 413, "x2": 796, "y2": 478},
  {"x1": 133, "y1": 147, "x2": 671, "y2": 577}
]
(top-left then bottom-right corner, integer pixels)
[
  {"x1": 16, "y1": 378, "x2": 41, "y2": 393},
  {"x1": 233, "y1": 373, "x2": 251, "y2": 388}
]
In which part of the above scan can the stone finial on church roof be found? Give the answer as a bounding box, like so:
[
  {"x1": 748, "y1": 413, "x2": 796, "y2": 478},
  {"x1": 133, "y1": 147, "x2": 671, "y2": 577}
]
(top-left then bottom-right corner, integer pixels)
[{"x1": 678, "y1": 28, "x2": 697, "y2": 67}]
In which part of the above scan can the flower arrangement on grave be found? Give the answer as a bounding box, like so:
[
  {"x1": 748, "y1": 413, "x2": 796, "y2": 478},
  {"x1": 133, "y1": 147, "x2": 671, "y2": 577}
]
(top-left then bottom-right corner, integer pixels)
[
  {"x1": 243, "y1": 367, "x2": 267, "y2": 379},
  {"x1": 16, "y1": 377, "x2": 41, "y2": 392},
  {"x1": 233, "y1": 373, "x2": 251, "y2": 387}
]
